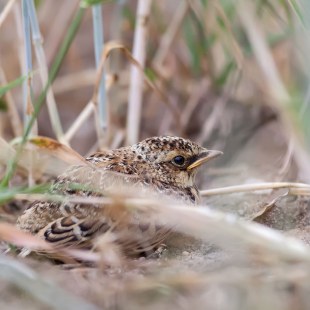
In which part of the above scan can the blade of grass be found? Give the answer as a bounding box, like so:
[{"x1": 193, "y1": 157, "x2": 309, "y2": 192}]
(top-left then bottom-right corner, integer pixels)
[
  {"x1": 91, "y1": 42, "x2": 181, "y2": 128},
  {"x1": 126, "y1": 0, "x2": 152, "y2": 145},
  {"x1": 64, "y1": 102, "x2": 95, "y2": 142},
  {"x1": 26, "y1": 0, "x2": 65, "y2": 143},
  {"x1": 62, "y1": 72, "x2": 113, "y2": 143},
  {"x1": 11, "y1": 192, "x2": 310, "y2": 262},
  {"x1": 0, "y1": 6, "x2": 85, "y2": 188},
  {"x1": 0, "y1": 184, "x2": 50, "y2": 205},
  {"x1": 21, "y1": 0, "x2": 37, "y2": 134},
  {"x1": 288, "y1": 0, "x2": 305, "y2": 26},
  {"x1": 0, "y1": 0, "x2": 17, "y2": 29},
  {"x1": 200, "y1": 182, "x2": 310, "y2": 196},
  {"x1": 0, "y1": 73, "x2": 29, "y2": 98},
  {"x1": 92, "y1": 3, "x2": 107, "y2": 147}
]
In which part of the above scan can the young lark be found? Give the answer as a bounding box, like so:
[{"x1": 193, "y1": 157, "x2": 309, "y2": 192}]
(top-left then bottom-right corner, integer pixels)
[{"x1": 17, "y1": 136, "x2": 222, "y2": 256}]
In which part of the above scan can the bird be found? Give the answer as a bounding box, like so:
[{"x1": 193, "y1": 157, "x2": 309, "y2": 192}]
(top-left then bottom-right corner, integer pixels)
[{"x1": 17, "y1": 136, "x2": 222, "y2": 257}]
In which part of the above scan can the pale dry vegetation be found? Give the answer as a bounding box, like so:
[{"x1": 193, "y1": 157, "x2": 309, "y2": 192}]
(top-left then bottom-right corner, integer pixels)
[{"x1": 1, "y1": 0, "x2": 310, "y2": 309}]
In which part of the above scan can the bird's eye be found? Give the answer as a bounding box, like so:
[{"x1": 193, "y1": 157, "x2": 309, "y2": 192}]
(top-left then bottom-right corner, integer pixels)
[{"x1": 172, "y1": 155, "x2": 186, "y2": 167}]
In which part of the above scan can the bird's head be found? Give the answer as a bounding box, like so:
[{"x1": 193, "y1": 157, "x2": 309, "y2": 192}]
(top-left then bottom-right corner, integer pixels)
[
  {"x1": 131, "y1": 136, "x2": 222, "y2": 189},
  {"x1": 87, "y1": 136, "x2": 222, "y2": 203}
]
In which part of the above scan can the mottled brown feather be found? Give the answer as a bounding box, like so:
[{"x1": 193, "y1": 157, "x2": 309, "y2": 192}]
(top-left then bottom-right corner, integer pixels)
[{"x1": 17, "y1": 136, "x2": 220, "y2": 256}]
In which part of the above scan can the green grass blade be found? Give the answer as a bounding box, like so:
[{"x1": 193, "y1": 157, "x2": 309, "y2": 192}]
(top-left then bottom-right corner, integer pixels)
[
  {"x1": 0, "y1": 183, "x2": 50, "y2": 205},
  {"x1": 0, "y1": 7, "x2": 85, "y2": 188},
  {"x1": 0, "y1": 75, "x2": 29, "y2": 98}
]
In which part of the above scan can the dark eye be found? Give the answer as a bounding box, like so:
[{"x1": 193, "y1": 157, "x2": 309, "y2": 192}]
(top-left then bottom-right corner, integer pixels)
[{"x1": 172, "y1": 155, "x2": 185, "y2": 167}]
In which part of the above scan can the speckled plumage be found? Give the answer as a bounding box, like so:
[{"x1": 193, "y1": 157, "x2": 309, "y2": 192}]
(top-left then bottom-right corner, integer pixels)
[{"x1": 17, "y1": 136, "x2": 222, "y2": 256}]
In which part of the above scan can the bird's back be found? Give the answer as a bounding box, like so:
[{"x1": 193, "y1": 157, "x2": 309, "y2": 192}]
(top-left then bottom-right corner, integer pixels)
[
  {"x1": 16, "y1": 136, "x2": 218, "y2": 256},
  {"x1": 17, "y1": 161, "x2": 175, "y2": 255}
]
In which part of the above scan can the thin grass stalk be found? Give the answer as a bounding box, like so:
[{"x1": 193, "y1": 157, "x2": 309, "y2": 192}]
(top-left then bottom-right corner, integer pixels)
[
  {"x1": 288, "y1": 0, "x2": 305, "y2": 25},
  {"x1": 26, "y1": 0, "x2": 65, "y2": 143},
  {"x1": 92, "y1": 4, "x2": 107, "y2": 146},
  {"x1": 11, "y1": 193, "x2": 310, "y2": 262},
  {"x1": 164, "y1": 205, "x2": 310, "y2": 262},
  {"x1": 63, "y1": 73, "x2": 115, "y2": 143},
  {"x1": 61, "y1": 70, "x2": 117, "y2": 142},
  {"x1": 299, "y1": 0, "x2": 310, "y2": 143},
  {"x1": 238, "y1": 1, "x2": 310, "y2": 182},
  {"x1": 200, "y1": 182, "x2": 310, "y2": 196},
  {"x1": 126, "y1": 0, "x2": 152, "y2": 145},
  {"x1": 13, "y1": 3, "x2": 29, "y2": 116},
  {"x1": 24, "y1": 5, "x2": 84, "y2": 140},
  {"x1": 91, "y1": 42, "x2": 180, "y2": 122},
  {"x1": 0, "y1": 0, "x2": 16, "y2": 29},
  {"x1": 64, "y1": 102, "x2": 95, "y2": 142},
  {"x1": 109, "y1": 0, "x2": 126, "y2": 71},
  {"x1": 21, "y1": 0, "x2": 37, "y2": 135},
  {"x1": 0, "y1": 7, "x2": 85, "y2": 188}
]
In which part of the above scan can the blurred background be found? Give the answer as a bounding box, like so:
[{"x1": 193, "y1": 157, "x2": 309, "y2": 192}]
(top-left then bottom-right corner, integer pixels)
[
  {"x1": 1, "y1": 1, "x2": 309, "y2": 157},
  {"x1": 1, "y1": 0, "x2": 310, "y2": 185},
  {"x1": 1, "y1": 2, "x2": 308, "y2": 183}
]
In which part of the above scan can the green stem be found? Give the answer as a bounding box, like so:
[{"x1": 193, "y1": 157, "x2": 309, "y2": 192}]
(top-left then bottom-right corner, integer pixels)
[{"x1": 0, "y1": 6, "x2": 85, "y2": 188}]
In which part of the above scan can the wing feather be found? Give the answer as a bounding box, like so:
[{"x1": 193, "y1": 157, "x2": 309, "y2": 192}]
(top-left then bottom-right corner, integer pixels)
[{"x1": 37, "y1": 216, "x2": 110, "y2": 248}]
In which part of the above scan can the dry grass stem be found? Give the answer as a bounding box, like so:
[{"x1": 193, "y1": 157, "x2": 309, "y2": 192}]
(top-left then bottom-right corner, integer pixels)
[
  {"x1": 92, "y1": 3, "x2": 107, "y2": 150},
  {"x1": 0, "y1": 0, "x2": 16, "y2": 29},
  {"x1": 197, "y1": 96, "x2": 226, "y2": 143},
  {"x1": 110, "y1": 129, "x2": 125, "y2": 149},
  {"x1": 279, "y1": 136, "x2": 294, "y2": 175},
  {"x1": 26, "y1": 74, "x2": 38, "y2": 136},
  {"x1": 64, "y1": 102, "x2": 95, "y2": 142},
  {"x1": 159, "y1": 205, "x2": 310, "y2": 262},
  {"x1": 26, "y1": 0, "x2": 65, "y2": 143},
  {"x1": 126, "y1": 0, "x2": 152, "y2": 145},
  {"x1": 13, "y1": 3, "x2": 27, "y2": 86},
  {"x1": 93, "y1": 42, "x2": 181, "y2": 130},
  {"x1": 251, "y1": 192, "x2": 288, "y2": 221},
  {"x1": 10, "y1": 194, "x2": 310, "y2": 263},
  {"x1": 288, "y1": 187, "x2": 310, "y2": 195},
  {"x1": 200, "y1": 182, "x2": 310, "y2": 196}
]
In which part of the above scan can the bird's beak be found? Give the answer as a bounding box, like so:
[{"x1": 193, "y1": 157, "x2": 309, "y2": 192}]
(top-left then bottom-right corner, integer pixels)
[{"x1": 187, "y1": 150, "x2": 223, "y2": 170}]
